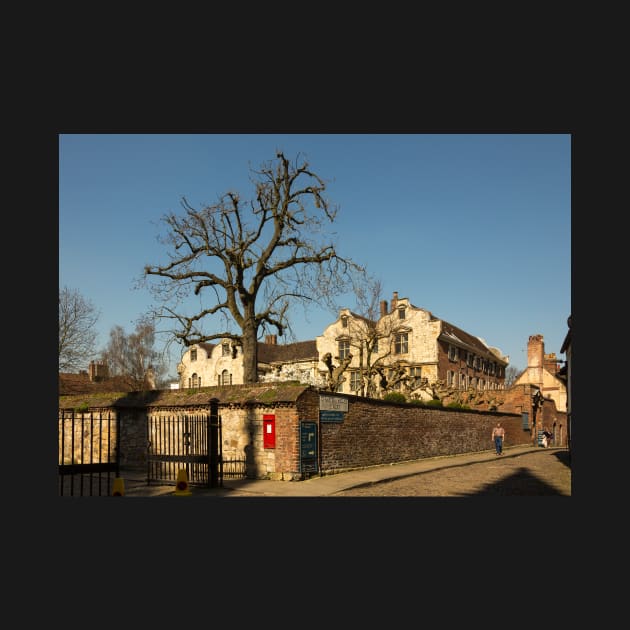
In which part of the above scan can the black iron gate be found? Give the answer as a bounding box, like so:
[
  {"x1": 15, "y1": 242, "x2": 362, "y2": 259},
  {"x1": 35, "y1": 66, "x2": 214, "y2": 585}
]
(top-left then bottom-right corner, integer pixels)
[
  {"x1": 147, "y1": 398, "x2": 224, "y2": 487},
  {"x1": 58, "y1": 409, "x2": 120, "y2": 496}
]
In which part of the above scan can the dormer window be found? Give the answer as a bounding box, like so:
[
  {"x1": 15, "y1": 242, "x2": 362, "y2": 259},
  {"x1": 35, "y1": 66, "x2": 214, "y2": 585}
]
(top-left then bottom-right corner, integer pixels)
[
  {"x1": 341, "y1": 316, "x2": 348, "y2": 328},
  {"x1": 190, "y1": 348, "x2": 197, "y2": 362},
  {"x1": 222, "y1": 343, "x2": 230, "y2": 357},
  {"x1": 398, "y1": 307, "x2": 406, "y2": 320}
]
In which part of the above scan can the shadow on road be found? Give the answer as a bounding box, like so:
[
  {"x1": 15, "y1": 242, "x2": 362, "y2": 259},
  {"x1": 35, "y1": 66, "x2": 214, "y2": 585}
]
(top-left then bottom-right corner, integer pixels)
[
  {"x1": 553, "y1": 450, "x2": 571, "y2": 469},
  {"x1": 456, "y1": 468, "x2": 568, "y2": 496}
]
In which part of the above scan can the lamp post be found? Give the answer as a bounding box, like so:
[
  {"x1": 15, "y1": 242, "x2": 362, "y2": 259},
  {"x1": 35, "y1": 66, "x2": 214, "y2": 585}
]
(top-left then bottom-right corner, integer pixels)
[{"x1": 532, "y1": 389, "x2": 544, "y2": 444}]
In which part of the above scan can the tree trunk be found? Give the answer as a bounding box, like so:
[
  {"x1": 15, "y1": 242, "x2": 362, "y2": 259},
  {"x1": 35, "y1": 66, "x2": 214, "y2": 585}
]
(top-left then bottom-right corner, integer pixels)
[{"x1": 241, "y1": 322, "x2": 258, "y2": 384}]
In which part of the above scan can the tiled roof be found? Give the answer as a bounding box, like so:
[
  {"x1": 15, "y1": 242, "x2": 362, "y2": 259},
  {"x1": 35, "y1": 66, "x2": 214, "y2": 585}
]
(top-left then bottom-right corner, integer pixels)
[
  {"x1": 257, "y1": 340, "x2": 317, "y2": 364},
  {"x1": 59, "y1": 383, "x2": 312, "y2": 409},
  {"x1": 58, "y1": 372, "x2": 142, "y2": 396},
  {"x1": 348, "y1": 311, "x2": 374, "y2": 325},
  {"x1": 438, "y1": 319, "x2": 508, "y2": 363}
]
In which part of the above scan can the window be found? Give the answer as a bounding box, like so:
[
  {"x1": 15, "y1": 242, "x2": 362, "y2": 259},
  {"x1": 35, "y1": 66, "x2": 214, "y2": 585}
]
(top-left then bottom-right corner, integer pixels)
[
  {"x1": 522, "y1": 412, "x2": 529, "y2": 430},
  {"x1": 191, "y1": 373, "x2": 200, "y2": 388},
  {"x1": 448, "y1": 345, "x2": 458, "y2": 361},
  {"x1": 460, "y1": 374, "x2": 467, "y2": 390},
  {"x1": 338, "y1": 339, "x2": 351, "y2": 360},
  {"x1": 398, "y1": 307, "x2": 406, "y2": 320},
  {"x1": 221, "y1": 370, "x2": 232, "y2": 385},
  {"x1": 350, "y1": 371, "x2": 361, "y2": 391},
  {"x1": 447, "y1": 371, "x2": 454, "y2": 387},
  {"x1": 467, "y1": 352, "x2": 474, "y2": 368},
  {"x1": 394, "y1": 332, "x2": 408, "y2": 354},
  {"x1": 222, "y1": 343, "x2": 230, "y2": 357},
  {"x1": 388, "y1": 368, "x2": 402, "y2": 390},
  {"x1": 409, "y1": 366, "x2": 422, "y2": 388},
  {"x1": 190, "y1": 348, "x2": 197, "y2": 361},
  {"x1": 341, "y1": 316, "x2": 348, "y2": 328}
]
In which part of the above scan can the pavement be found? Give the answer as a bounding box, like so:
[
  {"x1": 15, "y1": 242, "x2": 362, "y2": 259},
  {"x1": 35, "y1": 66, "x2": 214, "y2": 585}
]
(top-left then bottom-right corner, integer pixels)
[{"x1": 120, "y1": 444, "x2": 556, "y2": 498}]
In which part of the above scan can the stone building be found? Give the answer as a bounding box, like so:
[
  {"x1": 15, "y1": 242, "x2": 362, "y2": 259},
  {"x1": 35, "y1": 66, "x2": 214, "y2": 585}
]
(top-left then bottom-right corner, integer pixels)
[
  {"x1": 176, "y1": 291, "x2": 509, "y2": 400},
  {"x1": 317, "y1": 291, "x2": 508, "y2": 398},
  {"x1": 177, "y1": 335, "x2": 324, "y2": 389},
  {"x1": 512, "y1": 334, "x2": 567, "y2": 413},
  {"x1": 559, "y1": 315, "x2": 572, "y2": 451}
]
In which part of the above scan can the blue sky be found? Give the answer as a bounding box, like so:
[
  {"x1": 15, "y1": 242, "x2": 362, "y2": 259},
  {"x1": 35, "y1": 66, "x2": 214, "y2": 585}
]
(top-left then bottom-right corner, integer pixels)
[{"x1": 59, "y1": 133, "x2": 571, "y2": 379}]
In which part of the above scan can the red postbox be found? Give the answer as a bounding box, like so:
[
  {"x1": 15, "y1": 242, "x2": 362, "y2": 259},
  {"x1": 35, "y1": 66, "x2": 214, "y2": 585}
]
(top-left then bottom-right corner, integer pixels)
[{"x1": 263, "y1": 414, "x2": 276, "y2": 449}]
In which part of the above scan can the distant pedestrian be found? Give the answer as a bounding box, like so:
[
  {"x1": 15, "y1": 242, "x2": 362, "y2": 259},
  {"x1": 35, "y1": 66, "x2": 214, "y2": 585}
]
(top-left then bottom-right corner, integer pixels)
[{"x1": 492, "y1": 421, "x2": 505, "y2": 455}]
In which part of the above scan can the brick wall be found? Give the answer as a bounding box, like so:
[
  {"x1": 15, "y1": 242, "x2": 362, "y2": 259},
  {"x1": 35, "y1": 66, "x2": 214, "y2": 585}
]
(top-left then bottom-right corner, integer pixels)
[
  {"x1": 318, "y1": 396, "x2": 527, "y2": 475},
  {"x1": 500, "y1": 384, "x2": 568, "y2": 447},
  {"x1": 60, "y1": 386, "x2": 557, "y2": 482}
]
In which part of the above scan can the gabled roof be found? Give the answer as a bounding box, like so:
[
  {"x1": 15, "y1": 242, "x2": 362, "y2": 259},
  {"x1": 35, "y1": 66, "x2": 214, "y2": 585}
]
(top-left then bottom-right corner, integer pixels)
[
  {"x1": 345, "y1": 310, "x2": 375, "y2": 326},
  {"x1": 438, "y1": 318, "x2": 508, "y2": 363},
  {"x1": 258, "y1": 340, "x2": 318, "y2": 364}
]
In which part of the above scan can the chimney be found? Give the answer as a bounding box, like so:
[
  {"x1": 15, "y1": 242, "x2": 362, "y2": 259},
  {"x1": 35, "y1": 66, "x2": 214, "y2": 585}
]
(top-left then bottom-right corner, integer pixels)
[
  {"x1": 527, "y1": 334, "x2": 544, "y2": 389},
  {"x1": 380, "y1": 300, "x2": 388, "y2": 317},
  {"x1": 88, "y1": 360, "x2": 109, "y2": 381},
  {"x1": 265, "y1": 334, "x2": 277, "y2": 345},
  {"x1": 391, "y1": 291, "x2": 398, "y2": 312}
]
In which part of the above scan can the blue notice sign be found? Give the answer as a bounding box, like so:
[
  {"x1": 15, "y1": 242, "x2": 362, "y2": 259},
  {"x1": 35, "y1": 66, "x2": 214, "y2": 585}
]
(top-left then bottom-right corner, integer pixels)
[
  {"x1": 300, "y1": 421, "x2": 318, "y2": 473},
  {"x1": 320, "y1": 410, "x2": 344, "y2": 423}
]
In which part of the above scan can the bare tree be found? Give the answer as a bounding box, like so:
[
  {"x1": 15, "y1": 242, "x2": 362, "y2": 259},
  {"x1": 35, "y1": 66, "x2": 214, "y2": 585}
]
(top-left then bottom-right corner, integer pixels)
[
  {"x1": 143, "y1": 151, "x2": 363, "y2": 384},
  {"x1": 100, "y1": 317, "x2": 167, "y2": 389},
  {"x1": 340, "y1": 278, "x2": 401, "y2": 397},
  {"x1": 505, "y1": 365, "x2": 523, "y2": 387},
  {"x1": 321, "y1": 352, "x2": 354, "y2": 392},
  {"x1": 59, "y1": 286, "x2": 100, "y2": 372}
]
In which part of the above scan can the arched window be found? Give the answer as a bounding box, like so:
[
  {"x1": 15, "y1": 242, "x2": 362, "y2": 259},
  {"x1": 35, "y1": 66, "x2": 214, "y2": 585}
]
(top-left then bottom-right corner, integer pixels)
[
  {"x1": 191, "y1": 373, "x2": 200, "y2": 388},
  {"x1": 221, "y1": 370, "x2": 232, "y2": 386}
]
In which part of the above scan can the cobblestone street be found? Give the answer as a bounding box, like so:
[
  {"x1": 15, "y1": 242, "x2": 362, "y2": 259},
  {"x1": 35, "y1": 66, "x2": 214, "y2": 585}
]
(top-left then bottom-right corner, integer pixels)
[{"x1": 332, "y1": 449, "x2": 571, "y2": 497}]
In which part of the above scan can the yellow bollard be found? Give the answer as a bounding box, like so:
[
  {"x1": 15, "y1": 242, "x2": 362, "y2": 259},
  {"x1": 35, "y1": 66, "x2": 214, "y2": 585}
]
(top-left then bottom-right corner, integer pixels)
[
  {"x1": 112, "y1": 477, "x2": 125, "y2": 496},
  {"x1": 174, "y1": 469, "x2": 192, "y2": 496}
]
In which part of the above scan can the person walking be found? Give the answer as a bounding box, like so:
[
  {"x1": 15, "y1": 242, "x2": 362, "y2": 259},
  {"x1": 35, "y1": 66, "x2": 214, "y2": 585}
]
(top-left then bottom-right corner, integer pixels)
[{"x1": 492, "y1": 421, "x2": 506, "y2": 455}]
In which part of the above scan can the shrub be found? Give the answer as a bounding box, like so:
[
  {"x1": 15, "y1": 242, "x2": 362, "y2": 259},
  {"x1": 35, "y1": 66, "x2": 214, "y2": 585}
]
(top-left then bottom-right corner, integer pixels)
[
  {"x1": 446, "y1": 402, "x2": 470, "y2": 409},
  {"x1": 383, "y1": 392, "x2": 407, "y2": 404},
  {"x1": 424, "y1": 399, "x2": 443, "y2": 407}
]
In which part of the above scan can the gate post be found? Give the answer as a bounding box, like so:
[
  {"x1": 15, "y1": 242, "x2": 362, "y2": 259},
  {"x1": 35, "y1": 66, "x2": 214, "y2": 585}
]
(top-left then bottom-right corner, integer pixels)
[{"x1": 209, "y1": 398, "x2": 220, "y2": 488}]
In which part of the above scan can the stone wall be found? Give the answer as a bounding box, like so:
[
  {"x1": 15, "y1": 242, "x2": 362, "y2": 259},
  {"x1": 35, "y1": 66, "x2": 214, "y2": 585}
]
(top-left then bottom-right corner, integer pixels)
[{"x1": 60, "y1": 385, "x2": 557, "y2": 482}]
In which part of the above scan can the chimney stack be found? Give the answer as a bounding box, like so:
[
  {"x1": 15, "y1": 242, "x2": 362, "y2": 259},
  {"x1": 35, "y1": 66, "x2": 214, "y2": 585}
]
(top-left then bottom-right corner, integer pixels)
[
  {"x1": 391, "y1": 291, "x2": 399, "y2": 312},
  {"x1": 380, "y1": 300, "x2": 388, "y2": 317},
  {"x1": 88, "y1": 360, "x2": 109, "y2": 381},
  {"x1": 265, "y1": 334, "x2": 278, "y2": 345}
]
